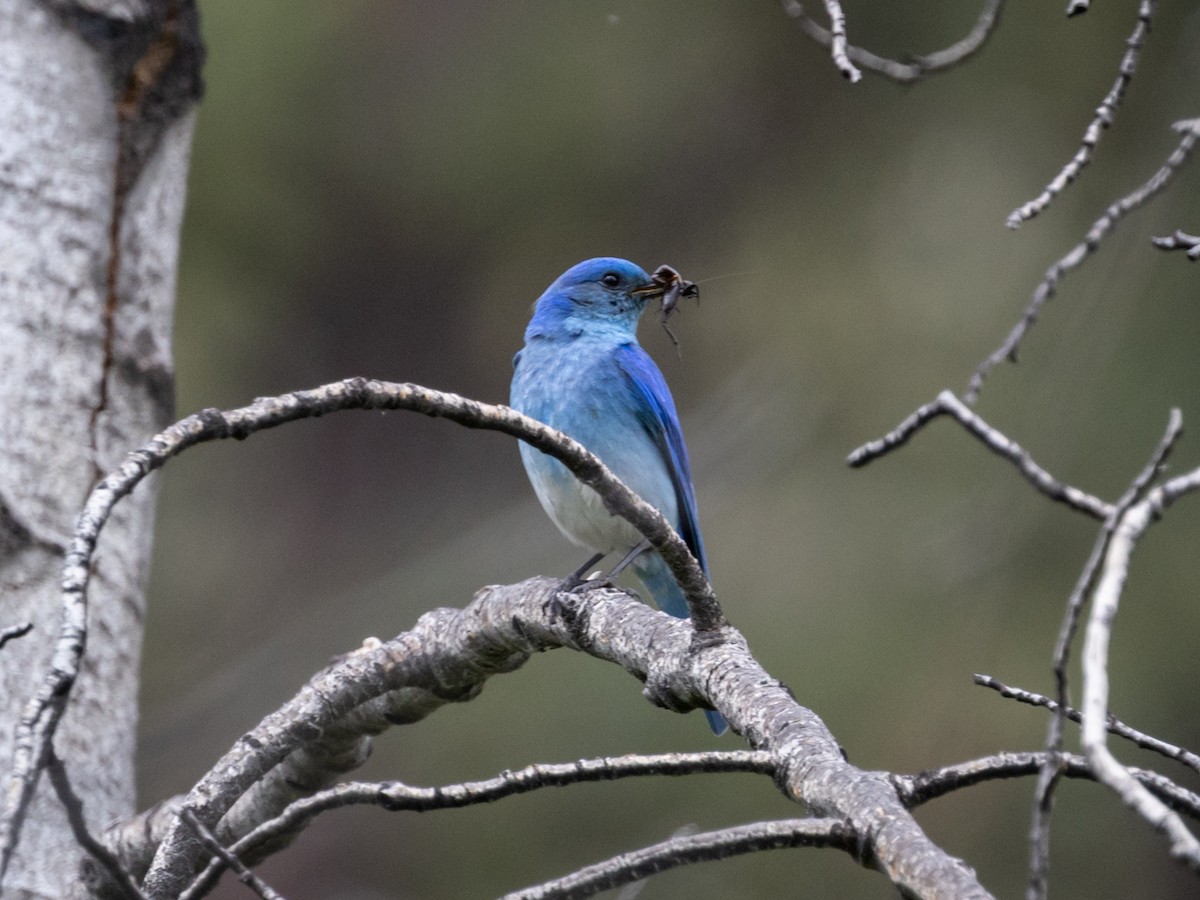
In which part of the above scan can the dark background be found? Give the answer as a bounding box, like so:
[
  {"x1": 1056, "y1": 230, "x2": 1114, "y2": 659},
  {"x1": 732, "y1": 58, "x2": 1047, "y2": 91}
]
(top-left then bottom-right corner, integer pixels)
[{"x1": 141, "y1": 3, "x2": 1200, "y2": 897}]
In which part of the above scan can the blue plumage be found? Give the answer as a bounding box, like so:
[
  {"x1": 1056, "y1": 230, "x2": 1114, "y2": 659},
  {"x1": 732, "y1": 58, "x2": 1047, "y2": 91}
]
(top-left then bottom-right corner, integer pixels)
[{"x1": 511, "y1": 258, "x2": 726, "y2": 734}]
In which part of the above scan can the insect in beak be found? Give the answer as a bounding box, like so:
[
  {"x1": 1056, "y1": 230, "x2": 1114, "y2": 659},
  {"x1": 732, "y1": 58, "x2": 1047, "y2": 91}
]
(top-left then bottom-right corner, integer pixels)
[
  {"x1": 638, "y1": 264, "x2": 700, "y2": 355},
  {"x1": 645, "y1": 264, "x2": 700, "y2": 318}
]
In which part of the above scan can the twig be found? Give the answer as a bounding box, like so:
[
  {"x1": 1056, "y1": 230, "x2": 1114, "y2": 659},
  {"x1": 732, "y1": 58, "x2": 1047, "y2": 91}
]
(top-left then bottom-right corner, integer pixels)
[
  {"x1": 847, "y1": 389, "x2": 1111, "y2": 519},
  {"x1": 178, "y1": 808, "x2": 285, "y2": 900},
  {"x1": 0, "y1": 623, "x2": 32, "y2": 650},
  {"x1": 1025, "y1": 754, "x2": 1061, "y2": 900},
  {"x1": 45, "y1": 750, "x2": 147, "y2": 900},
  {"x1": 967, "y1": 119, "x2": 1200, "y2": 404},
  {"x1": 816, "y1": 0, "x2": 861, "y2": 82},
  {"x1": 179, "y1": 752, "x2": 775, "y2": 899},
  {"x1": 0, "y1": 380, "x2": 725, "y2": 887},
  {"x1": 137, "y1": 572, "x2": 990, "y2": 899},
  {"x1": 1152, "y1": 230, "x2": 1200, "y2": 260},
  {"x1": 894, "y1": 751, "x2": 1200, "y2": 819},
  {"x1": 783, "y1": 0, "x2": 1003, "y2": 83},
  {"x1": 1028, "y1": 408, "x2": 1181, "y2": 899},
  {"x1": 853, "y1": 402, "x2": 1193, "y2": 888},
  {"x1": 1081, "y1": 457, "x2": 1200, "y2": 871},
  {"x1": 1007, "y1": 0, "x2": 1156, "y2": 228},
  {"x1": 1158, "y1": 463, "x2": 1200, "y2": 510},
  {"x1": 1026, "y1": 516, "x2": 1116, "y2": 899},
  {"x1": 975, "y1": 675, "x2": 1200, "y2": 775},
  {"x1": 500, "y1": 818, "x2": 854, "y2": 900},
  {"x1": 1046, "y1": 405, "x2": 1181, "y2": 740}
]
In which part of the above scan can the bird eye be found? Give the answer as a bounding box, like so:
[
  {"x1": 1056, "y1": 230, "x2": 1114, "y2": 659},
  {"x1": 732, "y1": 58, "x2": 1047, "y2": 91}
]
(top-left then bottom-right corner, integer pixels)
[{"x1": 600, "y1": 272, "x2": 621, "y2": 288}]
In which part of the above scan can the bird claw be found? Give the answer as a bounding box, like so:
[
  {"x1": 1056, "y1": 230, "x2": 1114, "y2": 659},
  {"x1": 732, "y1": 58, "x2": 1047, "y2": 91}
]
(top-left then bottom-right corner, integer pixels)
[
  {"x1": 557, "y1": 572, "x2": 609, "y2": 602},
  {"x1": 557, "y1": 572, "x2": 588, "y2": 593},
  {"x1": 545, "y1": 570, "x2": 633, "y2": 625}
]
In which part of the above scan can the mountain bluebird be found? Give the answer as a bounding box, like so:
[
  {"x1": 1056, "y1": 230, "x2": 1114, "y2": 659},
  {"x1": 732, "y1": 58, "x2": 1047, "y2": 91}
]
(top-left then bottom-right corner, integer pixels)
[{"x1": 511, "y1": 257, "x2": 726, "y2": 734}]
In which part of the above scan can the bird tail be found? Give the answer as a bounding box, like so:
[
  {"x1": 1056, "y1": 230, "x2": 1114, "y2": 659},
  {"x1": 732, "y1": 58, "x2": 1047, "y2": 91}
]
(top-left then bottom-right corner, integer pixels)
[{"x1": 632, "y1": 552, "x2": 729, "y2": 735}]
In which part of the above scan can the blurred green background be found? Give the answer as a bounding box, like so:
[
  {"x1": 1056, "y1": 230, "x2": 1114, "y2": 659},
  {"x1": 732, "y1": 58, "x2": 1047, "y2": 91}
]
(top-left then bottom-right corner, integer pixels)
[{"x1": 142, "y1": 2, "x2": 1200, "y2": 897}]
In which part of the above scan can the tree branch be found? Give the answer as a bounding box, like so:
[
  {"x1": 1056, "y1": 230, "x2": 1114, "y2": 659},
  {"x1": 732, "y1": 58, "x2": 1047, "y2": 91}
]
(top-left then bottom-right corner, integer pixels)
[
  {"x1": 967, "y1": 118, "x2": 1200, "y2": 404},
  {"x1": 847, "y1": 389, "x2": 1111, "y2": 519},
  {"x1": 783, "y1": 0, "x2": 1003, "y2": 83},
  {"x1": 1080, "y1": 455, "x2": 1200, "y2": 871},
  {"x1": 132, "y1": 575, "x2": 989, "y2": 898},
  {"x1": 855, "y1": 400, "x2": 1197, "y2": 889},
  {"x1": 501, "y1": 817, "x2": 854, "y2": 900},
  {"x1": 178, "y1": 809, "x2": 284, "y2": 900},
  {"x1": 1152, "y1": 229, "x2": 1200, "y2": 260},
  {"x1": 893, "y1": 751, "x2": 1200, "y2": 819},
  {"x1": 46, "y1": 749, "x2": 147, "y2": 900},
  {"x1": 0, "y1": 623, "x2": 32, "y2": 651},
  {"x1": 1007, "y1": 0, "x2": 1156, "y2": 228},
  {"x1": 975, "y1": 675, "x2": 1200, "y2": 775},
  {"x1": 1026, "y1": 404, "x2": 1184, "y2": 896},
  {"x1": 0, "y1": 379, "x2": 727, "y2": 887},
  {"x1": 175, "y1": 751, "x2": 775, "y2": 899},
  {"x1": 818, "y1": 0, "x2": 861, "y2": 82}
]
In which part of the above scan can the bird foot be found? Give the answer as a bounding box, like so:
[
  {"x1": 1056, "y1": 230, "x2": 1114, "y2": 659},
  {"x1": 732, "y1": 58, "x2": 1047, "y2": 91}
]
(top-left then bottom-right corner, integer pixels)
[
  {"x1": 545, "y1": 572, "x2": 629, "y2": 625},
  {"x1": 564, "y1": 573, "x2": 614, "y2": 594}
]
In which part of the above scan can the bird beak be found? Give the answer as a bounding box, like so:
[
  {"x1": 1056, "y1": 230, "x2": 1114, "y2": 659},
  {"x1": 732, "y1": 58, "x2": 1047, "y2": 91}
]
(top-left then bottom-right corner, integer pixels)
[{"x1": 631, "y1": 281, "x2": 666, "y2": 298}]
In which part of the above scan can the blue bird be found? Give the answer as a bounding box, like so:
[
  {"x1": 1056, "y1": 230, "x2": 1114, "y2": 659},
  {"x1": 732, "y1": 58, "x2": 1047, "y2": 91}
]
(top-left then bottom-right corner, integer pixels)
[{"x1": 511, "y1": 257, "x2": 726, "y2": 734}]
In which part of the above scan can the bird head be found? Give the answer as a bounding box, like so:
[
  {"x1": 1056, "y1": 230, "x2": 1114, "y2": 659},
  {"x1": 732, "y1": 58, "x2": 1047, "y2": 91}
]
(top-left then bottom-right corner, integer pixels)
[{"x1": 526, "y1": 258, "x2": 682, "y2": 340}]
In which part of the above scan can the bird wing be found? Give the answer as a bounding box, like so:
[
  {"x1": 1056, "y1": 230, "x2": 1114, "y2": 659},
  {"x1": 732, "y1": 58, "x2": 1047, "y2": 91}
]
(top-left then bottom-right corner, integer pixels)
[{"x1": 612, "y1": 342, "x2": 708, "y2": 575}]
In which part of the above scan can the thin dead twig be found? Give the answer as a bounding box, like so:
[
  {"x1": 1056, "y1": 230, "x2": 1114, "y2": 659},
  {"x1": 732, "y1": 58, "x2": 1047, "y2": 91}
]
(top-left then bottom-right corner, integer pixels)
[
  {"x1": 968, "y1": 119, "x2": 1200, "y2": 404},
  {"x1": 783, "y1": 0, "x2": 1003, "y2": 83},
  {"x1": 848, "y1": 389, "x2": 1111, "y2": 520},
  {"x1": 1008, "y1": 0, "x2": 1156, "y2": 228},
  {"x1": 179, "y1": 808, "x2": 286, "y2": 900}
]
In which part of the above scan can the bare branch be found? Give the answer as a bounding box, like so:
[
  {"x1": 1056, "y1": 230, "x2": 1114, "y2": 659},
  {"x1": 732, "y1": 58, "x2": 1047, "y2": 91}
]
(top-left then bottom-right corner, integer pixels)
[
  {"x1": 1121, "y1": 411, "x2": 1185, "y2": 509},
  {"x1": 136, "y1": 576, "x2": 990, "y2": 899},
  {"x1": 1024, "y1": 408, "x2": 1180, "y2": 899},
  {"x1": 1081, "y1": 460, "x2": 1200, "y2": 871},
  {"x1": 178, "y1": 751, "x2": 775, "y2": 899},
  {"x1": 894, "y1": 751, "x2": 1200, "y2": 819},
  {"x1": 783, "y1": 0, "x2": 1003, "y2": 83},
  {"x1": 103, "y1": 801, "x2": 178, "y2": 889},
  {"x1": 178, "y1": 808, "x2": 285, "y2": 900},
  {"x1": 1007, "y1": 0, "x2": 1156, "y2": 228},
  {"x1": 852, "y1": 400, "x2": 1194, "y2": 890},
  {"x1": 1157, "y1": 464, "x2": 1200, "y2": 511},
  {"x1": 1044, "y1": 403, "x2": 1182, "y2": 733},
  {"x1": 848, "y1": 389, "x2": 1112, "y2": 519},
  {"x1": 967, "y1": 118, "x2": 1200, "y2": 403},
  {"x1": 975, "y1": 675, "x2": 1200, "y2": 775},
  {"x1": 501, "y1": 818, "x2": 854, "y2": 900},
  {"x1": 0, "y1": 379, "x2": 726, "y2": 885},
  {"x1": 1152, "y1": 229, "x2": 1200, "y2": 260},
  {"x1": 45, "y1": 750, "x2": 147, "y2": 900},
  {"x1": 0, "y1": 623, "x2": 32, "y2": 651},
  {"x1": 1027, "y1": 502, "x2": 1133, "y2": 898},
  {"x1": 816, "y1": 0, "x2": 862, "y2": 82},
  {"x1": 1025, "y1": 754, "x2": 1061, "y2": 900}
]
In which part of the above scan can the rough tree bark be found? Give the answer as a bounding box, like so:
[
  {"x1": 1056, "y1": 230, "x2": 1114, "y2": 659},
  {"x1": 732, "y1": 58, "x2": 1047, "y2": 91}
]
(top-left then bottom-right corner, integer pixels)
[{"x1": 0, "y1": 2, "x2": 201, "y2": 895}]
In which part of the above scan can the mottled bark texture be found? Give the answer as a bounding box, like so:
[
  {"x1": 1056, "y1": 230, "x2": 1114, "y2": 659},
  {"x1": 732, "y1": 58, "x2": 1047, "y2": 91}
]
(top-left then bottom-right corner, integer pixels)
[{"x1": 0, "y1": 1, "x2": 201, "y2": 895}]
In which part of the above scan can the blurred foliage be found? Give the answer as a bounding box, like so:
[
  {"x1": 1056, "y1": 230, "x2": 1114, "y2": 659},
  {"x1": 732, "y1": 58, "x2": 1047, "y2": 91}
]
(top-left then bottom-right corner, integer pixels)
[{"x1": 144, "y1": 2, "x2": 1200, "y2": 897}]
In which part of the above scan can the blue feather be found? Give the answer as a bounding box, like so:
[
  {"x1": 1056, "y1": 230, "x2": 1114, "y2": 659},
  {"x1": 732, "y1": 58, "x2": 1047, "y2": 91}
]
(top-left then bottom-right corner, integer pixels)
[{"x1": 613, "y1": 342, "x2": 709, "y2": 576}]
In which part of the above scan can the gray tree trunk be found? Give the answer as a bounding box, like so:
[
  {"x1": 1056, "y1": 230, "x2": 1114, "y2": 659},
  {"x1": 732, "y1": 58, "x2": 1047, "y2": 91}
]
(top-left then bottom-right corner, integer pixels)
[{"x1": 0, "y1": 2, "x2": 201, "y2": 895}]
